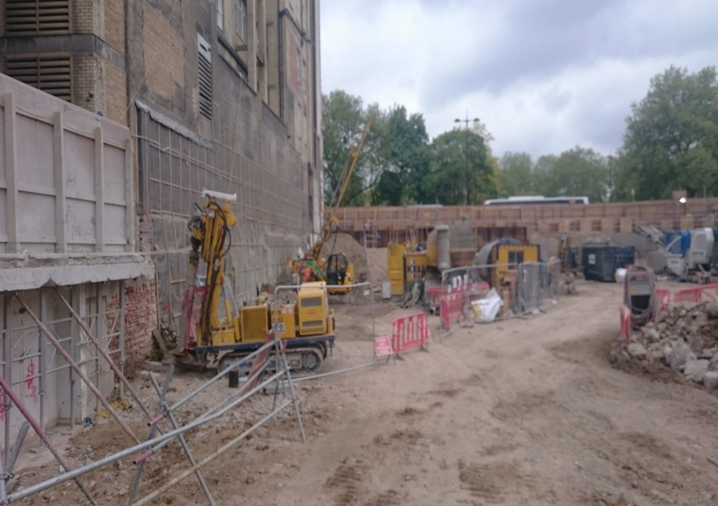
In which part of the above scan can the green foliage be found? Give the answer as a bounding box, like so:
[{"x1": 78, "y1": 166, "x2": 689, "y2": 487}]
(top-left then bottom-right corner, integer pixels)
[
  {"x1": 535, "y1": 147, "x2": 609, "y2": 203},
  {"x1": 322, "y1": 90, "x2": 367, "y2": 207},
  {"x1": 498, "y1": 152, "x2": 535, "y2": 197},
  {"x1": 421, "y1": 128, "x2": 496, "y2": 205},
  {"x1": 616, "y1": 65, "x2": 718, "y2": 200},
  {"x1": 323, "y1": 65, "x2": 718, "y2": 207},
  {"x1": 373, "y1": 106, "x2": 430, "y2": 205}
]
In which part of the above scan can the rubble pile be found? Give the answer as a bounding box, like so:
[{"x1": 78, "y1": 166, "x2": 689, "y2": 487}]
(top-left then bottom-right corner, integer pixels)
[{"x1": 621, "y1": 301, "x2": 718, "y2": 389}]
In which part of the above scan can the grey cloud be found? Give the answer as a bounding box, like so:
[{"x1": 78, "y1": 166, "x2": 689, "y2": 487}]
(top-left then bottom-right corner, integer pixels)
[{"x1": 420, "y1": 0, "x2": 718, "y2": 110}]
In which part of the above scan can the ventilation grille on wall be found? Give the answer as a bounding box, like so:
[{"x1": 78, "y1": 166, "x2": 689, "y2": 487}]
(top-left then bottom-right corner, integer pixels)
[
  {"x1": 6, "y1": 54, "x2": 72, "y2": 102},
  {"x1": 198, "y1": 35, "x2": 213, "y2": 119},
  {"x1": 5, "y1": 0, "x2": 71, "y2": 35}
]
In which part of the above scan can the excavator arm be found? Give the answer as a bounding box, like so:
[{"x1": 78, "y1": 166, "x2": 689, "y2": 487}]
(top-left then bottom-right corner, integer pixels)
[{"x1": 187, "y1": 191, "x2": 237, "y2": 347}]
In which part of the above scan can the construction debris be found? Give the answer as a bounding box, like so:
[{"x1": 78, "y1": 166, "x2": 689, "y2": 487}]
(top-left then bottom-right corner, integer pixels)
[{"x1": 614, "y1": 301, "x2": 718, "y2": 389}]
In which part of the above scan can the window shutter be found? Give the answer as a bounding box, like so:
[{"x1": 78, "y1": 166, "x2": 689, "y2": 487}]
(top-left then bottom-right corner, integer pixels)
[
  {"x1": 6, "y1": 54, "x2": 72, "y2": 102},
  {"x1": 6, "y1": 0, "x2": 71, "y2": 35},
  {"x1": 198, "y1": 35, "x2": 213, "y2": 119}
]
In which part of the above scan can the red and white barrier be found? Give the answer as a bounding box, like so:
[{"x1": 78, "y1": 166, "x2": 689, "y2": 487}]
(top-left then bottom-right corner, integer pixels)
[
  {"x1": 654, "y1": 288, "x2": 671, "y2": 314},
  {"x1": 391, "y1": 312, "x2": 429, "y2": 356},
  {"x1": 620, "y1": 304, "x2": 631, "y2": 342},
  {"x1": 440, "y1": 293, "x2": 466, "y2": 331},
  {"x1": 674, "y1": 283, "x2": 718, "y2": 304}
]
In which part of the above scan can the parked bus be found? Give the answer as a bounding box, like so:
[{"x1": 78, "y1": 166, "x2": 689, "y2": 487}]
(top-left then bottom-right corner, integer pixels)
[{"x1": 484, "y1": 196, "x2": 589, "y2": 206}]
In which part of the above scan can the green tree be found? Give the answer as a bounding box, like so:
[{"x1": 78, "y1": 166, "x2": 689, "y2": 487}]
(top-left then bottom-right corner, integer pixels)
[
  {"x1": 373, "y1": 106, "x2": 430, "y2": 205},
  {"x1": 420, "y1": 128, "x2": 496, "y2": 205},
  {"x1": 534, "y1": 147, "x2": 608, "y2": 203},
  {"x1": 498, "y1": 152, "x2": 534, "y2": 197},
  {"x1": 617, "y1": 65, "x2": 718, "y2": 200},
  {"x1": 322, "y1": 91, "x2": 392, "y2": 206}
]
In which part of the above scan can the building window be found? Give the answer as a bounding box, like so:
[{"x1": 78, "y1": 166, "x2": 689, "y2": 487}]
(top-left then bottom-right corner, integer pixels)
[
  {"x1": 5, "y1": 54, "x2": 72, "y2": 102},
  {"x1": 216, "y1": 0, "x2": 224, "y2": 30},
  {"x1": 197, "y1": 35, "x2": 213, "y2": 119},
  {"x1": 5, "y1": 0, "x2": 71, "y2": 35},
  {"x1": 235, "y1": 0, "x2": 247, "y2": 42}
]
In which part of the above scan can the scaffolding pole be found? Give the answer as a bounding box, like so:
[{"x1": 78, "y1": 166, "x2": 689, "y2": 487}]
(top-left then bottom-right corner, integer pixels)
[
  {"x1": 14, "y1": 294, "x2": 140, "y2": 444},
  {"x1": 0, "y1": 375, "x2": 97, "y2": 506},
  {"x1": 54, "y1": 289, "x2": 155, "y2": 423}
]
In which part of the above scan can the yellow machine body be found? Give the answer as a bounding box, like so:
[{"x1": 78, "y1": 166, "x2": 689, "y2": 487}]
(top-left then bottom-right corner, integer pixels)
[
  {"x1": 240, "y1": 305, "x2": 269, "y2": 343},
  {"x1": 493, "y1": 244, "x2": 540, "y2": 285},
  {"x1": 404, "y1": 252, "x2": 429, "y2": 286},
  {"x1": 297, "y1": 282, "x2": 330, "y2": 336},
  {"x1": 387, "y1": 243, "x2": 406, "y2": 295},
  {"x1": 273, "y1": 304, "x2": 298, "y2": 339}
]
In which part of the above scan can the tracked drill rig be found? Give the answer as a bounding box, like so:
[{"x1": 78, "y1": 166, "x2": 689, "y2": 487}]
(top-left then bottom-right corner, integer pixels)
[{"x1": 178, "y1": 189, "x2": 336, "y2": 372}]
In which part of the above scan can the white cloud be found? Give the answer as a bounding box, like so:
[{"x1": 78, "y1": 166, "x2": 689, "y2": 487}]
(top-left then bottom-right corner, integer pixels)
[{"x1": 321, "y1": 0, "x2": 718, "y2": 159}]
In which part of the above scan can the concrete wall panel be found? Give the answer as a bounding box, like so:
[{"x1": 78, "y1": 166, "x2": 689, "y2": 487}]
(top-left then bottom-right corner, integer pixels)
[
  {"x1": 18, "y1": 192, "x2": 55, "y2": 242},
  {"x1": 103, "y1": 144, "x2": 126, "y2": 204},
  {"x1": 104, "y1": 204, "x2": 127, "y2": 244},
  {"x1": 16, "y1": 115, "x2": 54, "y2": 190},
  {"x1": 0, "y1": 106, "x2": 5, "y2": 179},
  {"x1": 65, "y1": 199, "x2": 96, "y2": 243},
  {"x1": 64, "y1": 130, "x2": 96, "y2": 199}
]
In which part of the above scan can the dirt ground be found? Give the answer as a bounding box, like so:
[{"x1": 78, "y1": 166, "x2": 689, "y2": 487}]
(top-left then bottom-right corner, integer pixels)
[{"x1": 11, "y1": 281, "x2": 718, "y2": 505}]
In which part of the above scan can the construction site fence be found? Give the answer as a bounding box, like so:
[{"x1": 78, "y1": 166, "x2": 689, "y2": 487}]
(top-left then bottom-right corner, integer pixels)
[
  {"x1": 673, "y1": 283, "x2": 718, "y2": 304},
  {"x1": 437, "y1": 261, "x2": 562, "y2": 332},
  {"x1": 391, "y1": 313, "x2": 430, "y2": 356}
]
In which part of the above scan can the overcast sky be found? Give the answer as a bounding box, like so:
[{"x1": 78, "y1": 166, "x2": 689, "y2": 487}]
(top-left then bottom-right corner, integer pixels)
[{"x1": 320, "y1": 0, "x2": 718, "y2": 160}]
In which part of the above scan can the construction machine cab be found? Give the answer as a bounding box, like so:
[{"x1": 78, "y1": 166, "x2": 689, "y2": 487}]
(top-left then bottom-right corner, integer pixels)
[{"x1": 326, "y1": 253, "x2": 351, "y2": 286}]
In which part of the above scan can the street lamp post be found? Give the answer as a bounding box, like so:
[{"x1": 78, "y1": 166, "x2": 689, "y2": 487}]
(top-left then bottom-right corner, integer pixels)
[{"x1": 455, "y1": 114, "x2": 480, "y2": 205}]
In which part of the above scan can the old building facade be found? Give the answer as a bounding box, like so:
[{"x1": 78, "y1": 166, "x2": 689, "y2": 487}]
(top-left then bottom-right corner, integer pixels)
[
  {"x1": 0, "y1": 0, "x2": 322, "y2": 437},
  {"x1": 1, "y1": 0, "x2": 323, "y2": 329}
]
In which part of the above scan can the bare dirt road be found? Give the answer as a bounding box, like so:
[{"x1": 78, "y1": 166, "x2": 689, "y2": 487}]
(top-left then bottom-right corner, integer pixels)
[{"x1": 15, "y1": 281, "x2": 718, "y2": 505}]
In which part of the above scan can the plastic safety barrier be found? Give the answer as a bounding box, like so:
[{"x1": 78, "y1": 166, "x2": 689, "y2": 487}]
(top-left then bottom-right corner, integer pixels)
[
  {"x1": 654, "y1": 288, "x2": 671, "y2": 313},
  {"x1": 620, "y1": 304, "x2": 631, "y2": 342},
  {"x1": 428, "y1": 282, "x2": 490, "y2": 314},
  {"x1": 440, "y1": 293, "x2": 465, "y2": 331},
  {"x1": 391, "y1": 313, "x2": 429, "y2": 355},
  {"x1": 674, "y1": 283, "x2": 718, "y2": 304}
]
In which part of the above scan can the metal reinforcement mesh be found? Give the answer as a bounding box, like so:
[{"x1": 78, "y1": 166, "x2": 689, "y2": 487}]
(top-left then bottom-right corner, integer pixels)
[
  {"x1": 513, "y1": 261, "x2": 561, "y2": 315},
  {"x1": 137, "y1": 105, "x2": 312, "y2": 331}
]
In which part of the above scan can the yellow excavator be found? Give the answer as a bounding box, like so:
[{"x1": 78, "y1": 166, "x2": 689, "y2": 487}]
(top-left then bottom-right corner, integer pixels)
[
  {"x1": 179, "y1": 189, "x2": 336, "y2": 372},
  {"x1": 290, "y1": 119, "x2": 371, "y2": 293}
]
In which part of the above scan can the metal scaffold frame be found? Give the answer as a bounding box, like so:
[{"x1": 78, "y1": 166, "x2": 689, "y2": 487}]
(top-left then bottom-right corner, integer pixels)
[{"x1": 0, "y1": 326, "x2": 306, "y2": 505}]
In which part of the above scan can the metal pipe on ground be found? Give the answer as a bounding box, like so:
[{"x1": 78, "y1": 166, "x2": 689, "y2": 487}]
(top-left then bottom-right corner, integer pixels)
[
  {"x1": 130, "y1": 400, "x2": 293, "y2": 506},
  {"x1": 148, "y1": 373, "x2": 216, "y2": 506},
  {"x1": 0, "y1": 375, "x2": 97, "y2": 506},
  {"x1": 14, "y1": 295, "x2": 140, "y2": 444},
  {"x1": 6, "y1": 421, "x2": 30, "y2": 475},
  {"x1": 134, "y1": 364, "x2": 278, "y2": 464},
  {"x1": 128, "y1": 367, "x2": 175, "y2": 505},
  {"x1": 6, "y1": 369, "x2": 288, "y2": 503},
  {"x1": 54, "y1": 290, "x2": 156, "y2": 424},
  {"x1": 168, "y1": 338, "x2": 277, "y2": 414}
]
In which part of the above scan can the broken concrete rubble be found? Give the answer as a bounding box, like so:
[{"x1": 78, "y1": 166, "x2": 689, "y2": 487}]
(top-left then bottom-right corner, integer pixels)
[{"x1": 618, "y1": 301, "x2": 718, "y2": 391}]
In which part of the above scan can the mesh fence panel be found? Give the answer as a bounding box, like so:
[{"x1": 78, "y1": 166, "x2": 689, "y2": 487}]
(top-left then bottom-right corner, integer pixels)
[{"x1": 514, "y1": 261, "x2": 561, "y2": 315}]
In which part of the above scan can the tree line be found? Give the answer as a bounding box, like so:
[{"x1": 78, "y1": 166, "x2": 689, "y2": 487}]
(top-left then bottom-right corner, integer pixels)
[{"x1": 323, "y1": 65, "x2": 718, "y2": 206}]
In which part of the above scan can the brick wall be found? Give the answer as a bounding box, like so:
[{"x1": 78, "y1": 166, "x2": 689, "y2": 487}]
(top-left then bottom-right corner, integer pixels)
[
  {"x1": 143, "y1": 3, "x2": 185, "y2": 106},
  {"x1": 73, "y1": 0, "x2": 96, "y2": 34},
  {"x1": 123, "y1": 278, "x2": 158, "y2": 362},
  {"x1": 103, "y1": 0, "x2": 125, "y2": 55},
  {"x1": 105, "y1": 60, "x2": 128, "y2": 124},
  {"x1": 0, "y1": 0, "x2": 5, "y2": 37},
  {"x1": 72, "y1": 55, "x2": 99, "y2": 113}
]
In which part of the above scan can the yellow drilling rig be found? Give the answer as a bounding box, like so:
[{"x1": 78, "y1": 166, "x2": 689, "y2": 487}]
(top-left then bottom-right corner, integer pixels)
[{"x1": 178, "y1": 189, "x2": 336, "y2": 373}]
